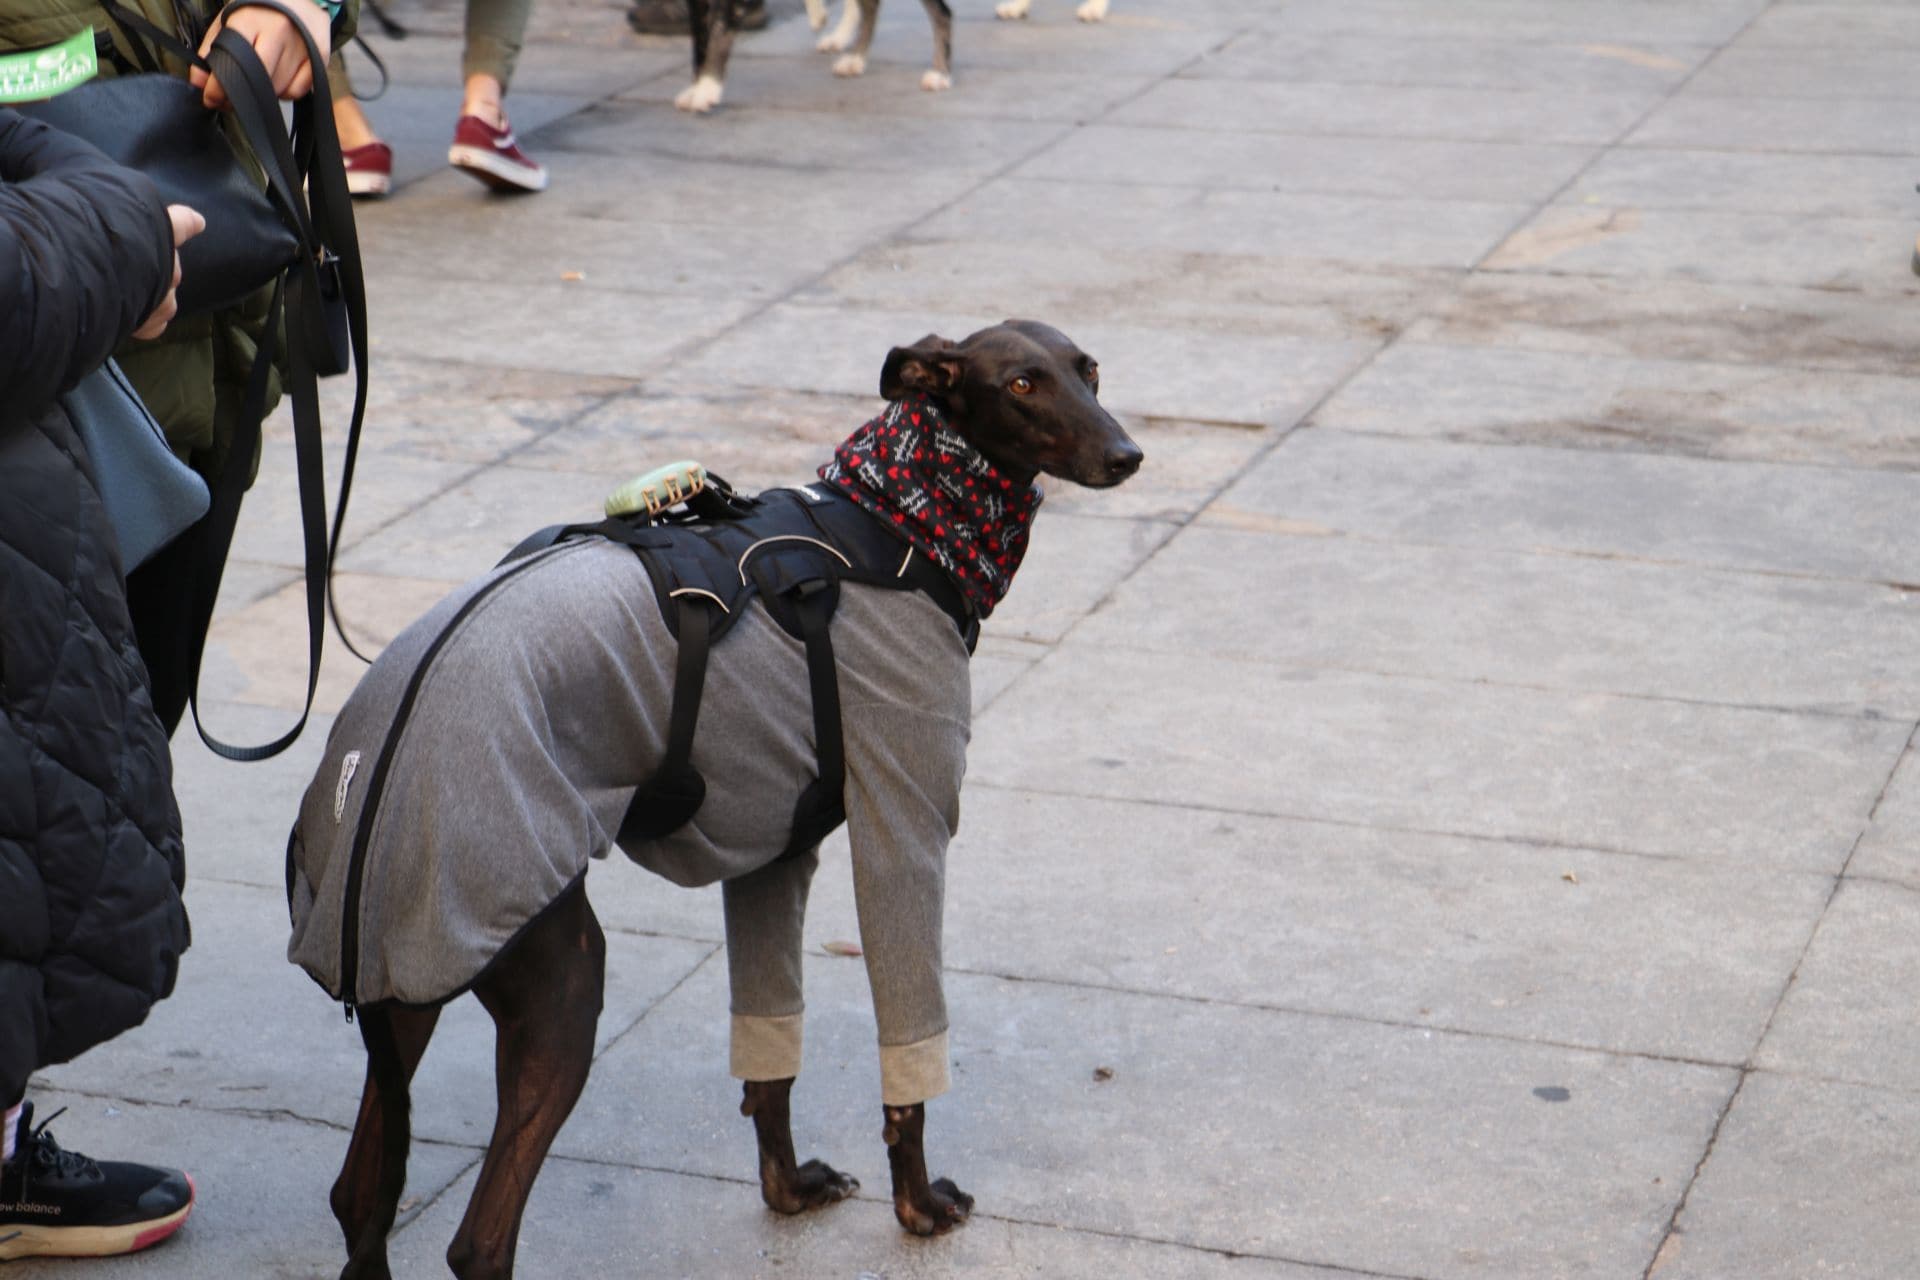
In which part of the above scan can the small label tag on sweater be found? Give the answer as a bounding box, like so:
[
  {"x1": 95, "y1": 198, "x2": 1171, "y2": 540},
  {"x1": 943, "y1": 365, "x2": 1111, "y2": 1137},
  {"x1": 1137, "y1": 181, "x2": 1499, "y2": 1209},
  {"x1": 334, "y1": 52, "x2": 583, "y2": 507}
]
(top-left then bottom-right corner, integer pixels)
[{"x1": 0, "y1": 28, "x2": 98, "y2": 104}]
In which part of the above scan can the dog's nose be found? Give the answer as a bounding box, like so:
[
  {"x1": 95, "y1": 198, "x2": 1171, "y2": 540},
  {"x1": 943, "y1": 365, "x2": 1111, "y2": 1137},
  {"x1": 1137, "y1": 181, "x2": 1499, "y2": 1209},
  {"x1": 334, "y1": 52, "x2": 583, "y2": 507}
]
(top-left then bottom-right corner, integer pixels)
[{"x1": 1104, "y1": 441, "x2": 1144, "y2": 482}]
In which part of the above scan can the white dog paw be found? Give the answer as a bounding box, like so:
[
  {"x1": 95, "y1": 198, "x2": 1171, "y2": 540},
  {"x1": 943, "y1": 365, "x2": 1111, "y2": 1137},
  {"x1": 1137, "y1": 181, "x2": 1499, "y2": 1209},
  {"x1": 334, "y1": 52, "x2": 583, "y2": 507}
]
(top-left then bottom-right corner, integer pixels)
[
  {"x1": 921, "y1": 68, "x2": 952, "y2": 92},
  {"x1": 995, "y1": 0, "x2": 1031, "y2": 17},
  {"x1": 674, "y1": 75, "x2": 724, "y2": 113},
  {"x1": 833, "y1": 52, "x2": 867, "y2": 77},
  {"x1": 1076, "y1": 0, "x2": 1109, "y2": 20},
  {"x1": 816, "y1": 30, "x2": 849, "y2": 50}
]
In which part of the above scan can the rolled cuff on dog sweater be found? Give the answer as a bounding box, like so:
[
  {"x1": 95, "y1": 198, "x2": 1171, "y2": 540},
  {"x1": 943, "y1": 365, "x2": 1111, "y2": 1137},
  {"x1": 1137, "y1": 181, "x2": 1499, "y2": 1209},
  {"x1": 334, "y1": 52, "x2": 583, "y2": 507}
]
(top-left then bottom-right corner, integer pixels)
[
  {"x1": 879, "y1": 1031, "x2": 949, "y2": 1106},
  {"x1": 731, "y1": 1013, "x2": 804, "y2": 1082}
]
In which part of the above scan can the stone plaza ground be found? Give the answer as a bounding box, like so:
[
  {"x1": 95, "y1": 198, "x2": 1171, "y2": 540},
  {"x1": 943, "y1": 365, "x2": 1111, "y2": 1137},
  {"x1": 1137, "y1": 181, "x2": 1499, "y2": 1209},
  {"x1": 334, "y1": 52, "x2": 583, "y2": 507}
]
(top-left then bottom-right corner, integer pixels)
[{"x1": 18, "y1": 0, "x2": 1920, "y2": 1276}]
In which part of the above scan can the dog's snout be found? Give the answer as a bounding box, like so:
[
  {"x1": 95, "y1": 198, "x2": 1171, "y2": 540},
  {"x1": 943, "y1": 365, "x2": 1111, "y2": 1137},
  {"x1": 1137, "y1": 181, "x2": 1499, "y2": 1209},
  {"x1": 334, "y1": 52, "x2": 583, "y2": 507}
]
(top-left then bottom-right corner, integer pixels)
[{"x1": 1104, "y1": 441, "x2": 1144, "y2": 483}]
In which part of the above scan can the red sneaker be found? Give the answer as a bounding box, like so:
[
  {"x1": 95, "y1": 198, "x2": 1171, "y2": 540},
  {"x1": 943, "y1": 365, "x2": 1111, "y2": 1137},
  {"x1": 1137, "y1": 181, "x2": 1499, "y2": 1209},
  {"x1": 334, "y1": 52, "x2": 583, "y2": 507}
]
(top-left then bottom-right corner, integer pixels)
[
  {"x1": 341, "y1": 141, "x2": 392, "y2": 198},
  {"x1": 448, "y1": 115, "x2": 549, "y2": 193}
]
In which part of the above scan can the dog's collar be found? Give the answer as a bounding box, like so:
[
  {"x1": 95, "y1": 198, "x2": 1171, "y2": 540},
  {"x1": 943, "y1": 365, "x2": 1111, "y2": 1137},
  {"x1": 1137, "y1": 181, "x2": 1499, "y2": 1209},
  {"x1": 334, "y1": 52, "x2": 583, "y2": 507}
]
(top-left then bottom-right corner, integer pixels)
[{"x1": 817, "y1": 395, "x2": 1043, "y2": 620}]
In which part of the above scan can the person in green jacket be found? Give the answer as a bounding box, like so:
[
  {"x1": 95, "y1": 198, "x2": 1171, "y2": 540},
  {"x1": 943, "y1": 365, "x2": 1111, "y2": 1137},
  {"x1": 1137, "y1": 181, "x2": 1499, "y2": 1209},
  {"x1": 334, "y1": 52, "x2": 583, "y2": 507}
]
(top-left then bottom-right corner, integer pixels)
[{"x1": 0, "y1": 0, "x2": 357, "y2": 734}]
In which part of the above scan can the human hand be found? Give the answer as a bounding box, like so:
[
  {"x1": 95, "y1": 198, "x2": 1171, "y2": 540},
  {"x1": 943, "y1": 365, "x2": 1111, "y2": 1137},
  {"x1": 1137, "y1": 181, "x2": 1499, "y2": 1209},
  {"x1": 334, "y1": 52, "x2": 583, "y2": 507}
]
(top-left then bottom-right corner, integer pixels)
[
  {"x1": 133, "y1": 205, "x2": 207, "y2": 341},
  {"x1": 191, "y1": 1, "x2": 333, "y2": 108}
]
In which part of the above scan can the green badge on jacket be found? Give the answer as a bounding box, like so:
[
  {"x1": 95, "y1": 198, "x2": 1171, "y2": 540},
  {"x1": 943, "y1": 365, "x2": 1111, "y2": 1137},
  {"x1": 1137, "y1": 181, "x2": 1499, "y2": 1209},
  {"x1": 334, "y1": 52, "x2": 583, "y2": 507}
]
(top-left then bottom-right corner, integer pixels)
[{"x1": 0, "y1": 27, "x2": 99, "y2": 105}]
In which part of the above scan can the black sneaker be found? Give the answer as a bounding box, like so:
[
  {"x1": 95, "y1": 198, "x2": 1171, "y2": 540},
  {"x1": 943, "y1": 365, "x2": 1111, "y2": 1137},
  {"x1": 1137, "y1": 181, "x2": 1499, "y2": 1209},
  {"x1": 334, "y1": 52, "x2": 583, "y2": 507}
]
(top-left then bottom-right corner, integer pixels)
[
  {"x1": 627, "y1": 0, "x2": 769, "y2": 35},
  {"x1": 0, "y1": 1103, "x2": 194, "y2": 1260}
]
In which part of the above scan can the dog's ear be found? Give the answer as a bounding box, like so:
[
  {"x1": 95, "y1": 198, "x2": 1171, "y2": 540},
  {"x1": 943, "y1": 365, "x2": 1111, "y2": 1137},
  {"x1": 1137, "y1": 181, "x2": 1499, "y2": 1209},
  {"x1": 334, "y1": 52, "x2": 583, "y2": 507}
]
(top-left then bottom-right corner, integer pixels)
[{"x1": 881, "y1": 335, "x2": 964, "y2": 401}]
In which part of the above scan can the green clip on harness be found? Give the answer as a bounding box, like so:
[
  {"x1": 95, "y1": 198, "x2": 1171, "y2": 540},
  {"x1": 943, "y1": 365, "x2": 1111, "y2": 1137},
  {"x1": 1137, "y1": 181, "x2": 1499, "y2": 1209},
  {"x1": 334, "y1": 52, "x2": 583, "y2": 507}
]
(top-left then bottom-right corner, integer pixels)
[{"x1": 499, "y1": 462, "x2": 979, "y2": 861}]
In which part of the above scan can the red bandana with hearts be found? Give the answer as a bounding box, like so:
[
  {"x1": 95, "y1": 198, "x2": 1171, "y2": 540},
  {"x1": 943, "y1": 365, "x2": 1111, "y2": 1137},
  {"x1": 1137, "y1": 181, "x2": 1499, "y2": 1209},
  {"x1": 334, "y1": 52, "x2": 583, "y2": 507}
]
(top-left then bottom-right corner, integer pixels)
[{"x1": 818, "y1": 394, "x2": 1043, "y2": 619}]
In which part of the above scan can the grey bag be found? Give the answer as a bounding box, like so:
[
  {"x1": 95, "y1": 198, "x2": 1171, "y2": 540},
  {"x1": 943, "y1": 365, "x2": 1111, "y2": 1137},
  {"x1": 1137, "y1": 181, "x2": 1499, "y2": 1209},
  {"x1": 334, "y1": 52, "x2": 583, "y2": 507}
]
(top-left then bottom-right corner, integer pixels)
[{"x1": 62, "y1": 359, "x2": 210, "y2": 571}]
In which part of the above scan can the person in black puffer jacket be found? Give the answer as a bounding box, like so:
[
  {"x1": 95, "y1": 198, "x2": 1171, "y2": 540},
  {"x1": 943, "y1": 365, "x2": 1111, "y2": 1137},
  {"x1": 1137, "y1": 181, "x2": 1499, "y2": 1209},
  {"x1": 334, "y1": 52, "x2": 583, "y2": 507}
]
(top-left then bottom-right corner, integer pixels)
[{"x1": 0, "y1": 108, "x2": 197, "y2": 1261}]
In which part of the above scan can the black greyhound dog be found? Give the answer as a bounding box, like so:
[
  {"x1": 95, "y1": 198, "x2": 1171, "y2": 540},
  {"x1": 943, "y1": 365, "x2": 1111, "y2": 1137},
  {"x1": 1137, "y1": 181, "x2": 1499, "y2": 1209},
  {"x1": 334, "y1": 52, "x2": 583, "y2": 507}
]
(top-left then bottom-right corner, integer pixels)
[
  {"x1": 676, "y1": 0, "x2": 955, "y2": 113},
  {"x1": 302, "y1": 321, "x2": 1141, "y2": 1279}
]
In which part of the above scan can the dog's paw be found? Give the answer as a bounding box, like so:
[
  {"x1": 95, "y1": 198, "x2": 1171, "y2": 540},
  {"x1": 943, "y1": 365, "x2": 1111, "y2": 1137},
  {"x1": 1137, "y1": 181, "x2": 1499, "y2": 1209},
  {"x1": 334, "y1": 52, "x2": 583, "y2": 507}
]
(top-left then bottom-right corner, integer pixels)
[
  {"x1": 816, "y1": 28, "x2": 850, "y2": 50},
  {"x1": 832, "y1": 52, "x2": 867, "y2": 77},
  {"x1": 1076, "y1": 0, "x2": 1109, "y2": 19},
  {"x1": 920, "y1": 68, "x2": 952, "y2": 92},
  {"x1": 894, "y1": 1177, "x2": 974, "y2": 1237},
  {"x1": 994, "y1": 0, "x2": 1032, "y2": 17},
  {"x1": 763, "y1": 1158, "x2": 860, "y2": 1214},
  {"x1": 674, "y1": 75, "x2": 725, "y2": 113}
]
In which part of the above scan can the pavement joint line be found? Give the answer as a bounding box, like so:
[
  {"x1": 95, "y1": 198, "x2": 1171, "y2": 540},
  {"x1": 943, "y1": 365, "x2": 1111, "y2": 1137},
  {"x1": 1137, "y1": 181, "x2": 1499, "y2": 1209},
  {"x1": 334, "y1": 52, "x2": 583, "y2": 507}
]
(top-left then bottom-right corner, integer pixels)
[
  {"x1": 593, "y1": 942, "x2": 726, "y2": 1061},
  {"x1": 1026, "y1": 631, "x2": 1915, "y2": 726},
  {"x1": 1467, "y1": 1, "x2": 1775, "y2": 281},
  {"x1": 978, "y1": 1210, "x2": 1440, "y2": 1280},
  {"x1": 961, "y1": 777, "x2": 1844, "y2": 878},
  {"x1": 1474, "y1": 261, "x2": 1920, "y2": 301},
  {"x1": 945, "y1": 963, "x2": 1748, "y2": 1075},
  {"x1": 1635, "y1": 692, "x2": 1910, "y2": 1278}
]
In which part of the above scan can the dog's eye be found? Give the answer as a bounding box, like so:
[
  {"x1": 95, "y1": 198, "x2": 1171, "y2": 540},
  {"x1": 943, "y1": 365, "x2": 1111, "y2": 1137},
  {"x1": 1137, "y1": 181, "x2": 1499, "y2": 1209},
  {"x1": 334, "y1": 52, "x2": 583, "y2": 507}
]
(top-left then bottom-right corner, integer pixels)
[
  {"x1": 1084, "y1": 363, "x2": 1099, "y2": 387},
  {"x1": 1009, "y1": 376, "x2": 1035, "y2": 396}
]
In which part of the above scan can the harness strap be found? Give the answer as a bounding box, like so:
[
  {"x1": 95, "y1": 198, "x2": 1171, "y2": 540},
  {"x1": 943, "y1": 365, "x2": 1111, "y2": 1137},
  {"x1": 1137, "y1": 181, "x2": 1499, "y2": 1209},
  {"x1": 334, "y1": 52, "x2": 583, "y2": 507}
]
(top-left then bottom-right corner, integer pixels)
[
  {"x1": 617, "y1": 597, "x2": 713, "y2": 844},
  {"x1": 783, "y1": 579, "x2": 846, "y2": 859}
]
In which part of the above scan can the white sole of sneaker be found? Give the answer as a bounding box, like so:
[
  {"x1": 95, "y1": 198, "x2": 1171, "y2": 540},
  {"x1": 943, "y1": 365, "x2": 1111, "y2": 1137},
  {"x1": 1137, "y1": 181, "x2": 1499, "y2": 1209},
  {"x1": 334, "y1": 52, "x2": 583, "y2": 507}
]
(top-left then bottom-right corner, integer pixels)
[
  {"x1": 345, "y1": 170, "x2": 391, "y2": 198},
  {"x1": 448, "y1": 145, "x2": 549, "y2": 193},
  {"x1": 0, "y1": 1201, "x2": 192, "y2": 1260}
]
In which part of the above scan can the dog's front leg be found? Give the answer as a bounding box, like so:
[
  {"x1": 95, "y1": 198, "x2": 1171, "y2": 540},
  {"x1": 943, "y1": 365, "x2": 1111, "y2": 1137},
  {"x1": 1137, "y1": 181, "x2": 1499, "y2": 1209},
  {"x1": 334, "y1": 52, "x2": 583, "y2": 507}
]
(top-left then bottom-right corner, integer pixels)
[
  {"x1": 740, "y1": 1079, "x2": 860, "y2": 1212},
  {"x1": 882, "y1": 1103, "x2": 972, "y2": 1235}
]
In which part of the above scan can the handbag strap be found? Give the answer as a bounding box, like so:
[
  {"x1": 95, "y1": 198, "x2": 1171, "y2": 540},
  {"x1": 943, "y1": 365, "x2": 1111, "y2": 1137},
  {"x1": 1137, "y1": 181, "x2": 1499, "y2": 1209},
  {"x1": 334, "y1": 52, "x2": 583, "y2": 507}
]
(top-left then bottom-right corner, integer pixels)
[{"x1": 112, "y1": 0, "x2": 375, "y2": 761}]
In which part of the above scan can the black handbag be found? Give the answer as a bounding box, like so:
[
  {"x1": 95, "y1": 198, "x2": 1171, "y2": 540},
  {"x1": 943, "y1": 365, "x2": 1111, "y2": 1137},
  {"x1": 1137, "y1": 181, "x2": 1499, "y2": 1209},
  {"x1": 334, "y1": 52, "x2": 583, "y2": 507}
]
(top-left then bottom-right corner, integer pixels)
[
  {"x1": 21, "y1": 72, "x2": 296, "y2": 316},
  {"x1": 23, "y1": 0, "x2": 370, "y2": 763}
]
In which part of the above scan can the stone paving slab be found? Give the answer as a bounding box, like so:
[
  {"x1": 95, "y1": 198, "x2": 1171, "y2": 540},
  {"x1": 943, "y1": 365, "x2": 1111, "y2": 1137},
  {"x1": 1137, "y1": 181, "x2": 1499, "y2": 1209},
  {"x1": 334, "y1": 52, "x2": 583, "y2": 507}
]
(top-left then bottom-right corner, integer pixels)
[
  {"x1": 1109, "y1": 78, "x2": 1657, "y2": 146},
  {"x1": 1185, "y1": 29, "x2": 1708, "y2": 91},
  {"x1": 1009, "y1": 122, "x2": 1596, "y2": 204},
  {"x1": 801, "y1": 240, "x2": 1452, "y2": 341},
  {"x1": 649, "y1": 300, "x2": 1377, "y2": 426},
  {"x1": 4, "y1": 1095, "x2": 475, "y2": 1280},
  {"x1": 390, "y1": 1155, "x2": 1353, "y2": 1280},
  {"x1": 556, "y1": 959, "x2": 1732, "y2": 1280},
  {"x1": 1255, "y1": 0, "x2": 1768, "y2": 44},
  {"x1": 1743, "y1": 2, "x2": 1920, "y2": 49},
  {"x1": 1079, "y1": 524, "x2": 1920, "y2": 716},
  {"x1": 31, "y1": 880, "x2": 715, "y2": 1148},
  {"x1": 911, "y1": 177, "x2": 1529, "y2": 268},
  {"x1": 1689, "y1": 43, "x2": 1920, "y2": 98},
  {"x1": 965, "y1": 644, "x2": 1905, "y2": 871},
  {"x1": 1224, "y1": 431, "x2": 1920, "y2": 584},
  {"x1": 1629, "y1": 92, "x2": 1920, "y2": 156},
  {"x1": 936, "y1": 786, "x2": 1828, "y2": 1064},
  {"x1": 1851, "y1": 742, "x2": 1920, "y2": 887},
  {"x1": 1306, "y1": 342, "x2": 1920, "y2": 470},
  {"x1": 1482, "y1": 203, "x2": 1915, "y2": 292},
  {"x1": 1654, "y1": 1072, "x2": 1920, "y2": 1280},
  {"x1": 1566, "y1": 147, "x2": 1920, "y2": 218},
  {"x1": 1755, "y1": 878, "x2": 1920, "y2": 1093},
  {"x1": 1403, "y1": 273, "x2": 1920, "y2": 382}
]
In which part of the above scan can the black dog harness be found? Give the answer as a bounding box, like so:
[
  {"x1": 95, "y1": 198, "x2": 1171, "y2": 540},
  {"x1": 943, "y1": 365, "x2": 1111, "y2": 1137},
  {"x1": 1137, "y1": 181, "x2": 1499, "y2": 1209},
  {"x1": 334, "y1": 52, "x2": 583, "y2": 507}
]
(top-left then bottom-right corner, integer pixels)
[{"x1": 500, "y1": 480, "x2": 979, "y2": 861}]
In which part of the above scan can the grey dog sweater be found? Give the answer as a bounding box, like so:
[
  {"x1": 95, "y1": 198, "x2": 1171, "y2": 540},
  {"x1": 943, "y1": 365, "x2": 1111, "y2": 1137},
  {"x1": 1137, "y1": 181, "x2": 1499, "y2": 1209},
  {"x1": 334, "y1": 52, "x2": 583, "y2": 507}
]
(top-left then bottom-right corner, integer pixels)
[{"x1": 286, "y1": 535, "x2": 970, "y2": 1103}]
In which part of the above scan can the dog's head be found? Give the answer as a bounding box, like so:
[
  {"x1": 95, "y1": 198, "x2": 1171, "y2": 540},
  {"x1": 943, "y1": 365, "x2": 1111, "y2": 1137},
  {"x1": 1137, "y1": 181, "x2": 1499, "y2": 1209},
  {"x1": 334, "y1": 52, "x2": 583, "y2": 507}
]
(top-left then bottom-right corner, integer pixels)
[{"x1": 879, "y1": 320, "x2": 1144, "y2": 489}]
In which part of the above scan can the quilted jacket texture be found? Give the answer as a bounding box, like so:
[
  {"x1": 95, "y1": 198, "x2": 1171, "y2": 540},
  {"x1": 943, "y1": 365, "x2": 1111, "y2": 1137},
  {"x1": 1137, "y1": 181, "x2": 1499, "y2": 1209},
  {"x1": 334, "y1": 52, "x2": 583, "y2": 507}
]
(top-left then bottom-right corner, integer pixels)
[{"x1": 0, "y1": 110, "x2": 190, "y2": 1105}]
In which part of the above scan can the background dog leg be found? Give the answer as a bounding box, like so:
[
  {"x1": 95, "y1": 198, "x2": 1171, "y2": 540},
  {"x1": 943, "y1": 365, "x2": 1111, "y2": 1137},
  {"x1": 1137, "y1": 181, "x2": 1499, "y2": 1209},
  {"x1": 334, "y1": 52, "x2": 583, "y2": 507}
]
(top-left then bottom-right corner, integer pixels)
[
  {"x1": 1076, "y1": 0, "x2": 1109, "y2": 20},
  {"x1": 445, "y1": 883, "x2": 606, "y2": 1280},
  {"x1": 833, "y1": 0, "x2": 880, "y2": 76},
  {"x1": 333, "y1": 1004, "x2": 442, "y2": 1280},
  {"x1": 740, "y1": 1079, "x2": 860, "y2": 1212},
  {"x1": 818, "y1": 0, "x2": 860, "y2": 51},
  {"x1": 677, "y1": 0, "x2": 733, "y2": 112},
  {"x1": 993, "y1": 0, "x2": 1032, "y2": 18},
  {"x1": 919, "y1": 0, "x2": 953, "y2": 91},
  {"x1": 882, "y1": 1103, "x2": 973, "y2": 1236}
]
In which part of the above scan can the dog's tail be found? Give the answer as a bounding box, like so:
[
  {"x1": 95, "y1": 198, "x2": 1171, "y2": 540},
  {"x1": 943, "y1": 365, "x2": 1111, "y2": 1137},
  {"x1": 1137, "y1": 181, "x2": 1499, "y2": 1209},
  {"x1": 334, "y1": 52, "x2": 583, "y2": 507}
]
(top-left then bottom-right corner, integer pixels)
[{"x1": 341, "y1": 1007, "x2": 412, "y2": 1279}]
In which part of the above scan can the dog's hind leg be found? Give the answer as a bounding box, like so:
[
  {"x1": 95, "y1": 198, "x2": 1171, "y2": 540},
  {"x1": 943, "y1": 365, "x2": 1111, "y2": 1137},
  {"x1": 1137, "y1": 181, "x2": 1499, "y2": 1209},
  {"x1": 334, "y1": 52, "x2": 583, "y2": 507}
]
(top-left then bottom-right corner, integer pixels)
[
  {"x1": 817, "y1": 0, "x2": 860, "y2": 51},
  {"x1": 832, "y1": 0, "x2": 880, "y2": 76},
  {"x1": 918, "y1": 0, "x2": 953, "y2": 91},
  {"x1": 333, "y1": 1003, "x2": 442, "y2": 1280},
  {"x1": 741, "y1": 1079, "x2": 860, "y2": 1213},
  {"x1": 677, "y1": 0, "x2": 735, "y2": 112},
  {"x1": 445, "y1": 879, "x2": 606, "y2": 1280}
]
